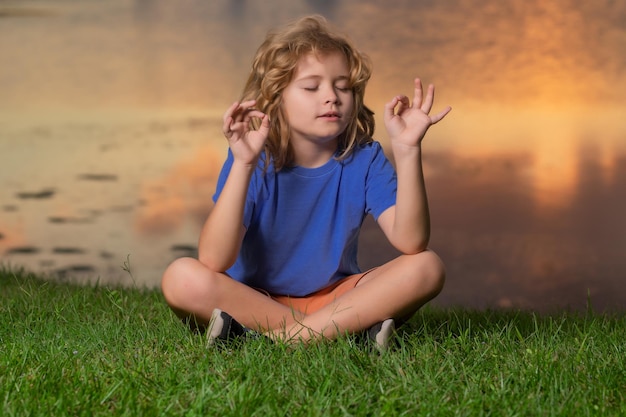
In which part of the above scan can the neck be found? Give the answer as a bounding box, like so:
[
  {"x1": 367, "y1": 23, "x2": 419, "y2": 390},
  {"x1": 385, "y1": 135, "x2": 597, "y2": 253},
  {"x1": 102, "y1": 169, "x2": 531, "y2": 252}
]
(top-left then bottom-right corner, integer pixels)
[{"x1": 292, "y1": 138, "x2": 338, "y2": 168}]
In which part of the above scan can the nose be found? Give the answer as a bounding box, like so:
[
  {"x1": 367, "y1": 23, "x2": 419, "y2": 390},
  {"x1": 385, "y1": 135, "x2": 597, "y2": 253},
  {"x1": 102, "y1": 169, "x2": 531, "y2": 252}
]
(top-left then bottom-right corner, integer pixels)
[{"x1": 324, "y1": 86, "x2": 339, "y2": 104}]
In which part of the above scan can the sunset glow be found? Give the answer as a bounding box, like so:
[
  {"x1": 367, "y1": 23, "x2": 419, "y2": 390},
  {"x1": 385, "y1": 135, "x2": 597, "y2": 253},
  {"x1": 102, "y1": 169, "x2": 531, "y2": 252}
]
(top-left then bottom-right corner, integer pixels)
[{"x1": 1, "y1": 0, "x2": 624, "y2": 310}]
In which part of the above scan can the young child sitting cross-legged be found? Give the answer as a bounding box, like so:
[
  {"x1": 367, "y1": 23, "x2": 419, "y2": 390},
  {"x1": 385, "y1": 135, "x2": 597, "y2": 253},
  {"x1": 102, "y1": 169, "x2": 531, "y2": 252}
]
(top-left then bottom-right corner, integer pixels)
[{"x1": 161, "y1": 15, "x2": 451, "y2": 350}]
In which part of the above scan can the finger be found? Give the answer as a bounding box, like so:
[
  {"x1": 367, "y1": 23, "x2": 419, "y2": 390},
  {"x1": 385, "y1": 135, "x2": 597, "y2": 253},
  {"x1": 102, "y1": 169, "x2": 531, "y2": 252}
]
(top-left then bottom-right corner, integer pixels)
[
  {"x1": 384, "y1": 95, "x2": 408, "y2": 120},
  {"x1": 412, "y1": 78, "x2": 424, "y2": 109},
  {"x1": 383, "y1": 96, "x2": 400, "y2": 122},
  {"x1": 396, "y1": 95, "x2": 410, "y2": 113},
  {"x1": 223, "y1": 116, "x2": 233, "y2": 135},
  {"x1": 239, "y1": 99, "x2": 257, "y2": 107},
  {"x1": 243, "y1": 110, "x2": 267, "y2": 120},
  {"x1": 421, "y1": 84, "x2": 435, "y2": 114},
  {"x1": 429, "y1": 106, "x2": 452, "y2": 124},
  {"x1": 230, "y1": 100, "x2": 258, "y2": 122},
  {"x1": 236, "y1": 99, "x2": 258, "y2": 113},
  {"x1": 241, "y1": 107, "x2": 266, "y2": 121},
  {"x1": 223, "y1": 101, "x2": 240, "y2": 124},
  {"x1": 222, "y1": 102, "x2": 240, "y2": 136},
  {"x1": 257, "y1": 114, "x2": 271, "y2": 137}
]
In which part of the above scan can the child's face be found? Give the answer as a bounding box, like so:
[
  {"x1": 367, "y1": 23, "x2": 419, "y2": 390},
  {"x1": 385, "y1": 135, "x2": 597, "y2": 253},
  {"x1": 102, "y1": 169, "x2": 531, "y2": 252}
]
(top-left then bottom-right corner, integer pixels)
[{"x1": 281, "y1": 51, "x2": 353, "y2": 153}]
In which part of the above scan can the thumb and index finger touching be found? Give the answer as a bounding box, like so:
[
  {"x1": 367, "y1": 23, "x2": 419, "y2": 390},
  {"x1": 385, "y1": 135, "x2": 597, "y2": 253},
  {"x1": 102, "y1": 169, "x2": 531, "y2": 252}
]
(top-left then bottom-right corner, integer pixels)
[
  {"x1": 222, "y1": 100, "x2": 270, "y2": 139},
  {"x1": 384, "y1": 78, "x2": 452, "y2": 124}
]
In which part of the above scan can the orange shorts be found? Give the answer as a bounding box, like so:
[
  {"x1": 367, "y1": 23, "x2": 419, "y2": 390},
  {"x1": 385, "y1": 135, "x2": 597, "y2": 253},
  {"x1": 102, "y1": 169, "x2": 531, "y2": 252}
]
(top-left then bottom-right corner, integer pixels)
[{"x1": 261, "y1": 269, "x2": 375, "y2": 315}]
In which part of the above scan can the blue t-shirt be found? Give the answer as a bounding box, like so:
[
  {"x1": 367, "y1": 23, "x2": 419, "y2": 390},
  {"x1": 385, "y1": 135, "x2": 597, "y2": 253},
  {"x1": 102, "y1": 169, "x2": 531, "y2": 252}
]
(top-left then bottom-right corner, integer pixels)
[{"x1": 212, "y1": 141, "x2": 397, "y2": 296}]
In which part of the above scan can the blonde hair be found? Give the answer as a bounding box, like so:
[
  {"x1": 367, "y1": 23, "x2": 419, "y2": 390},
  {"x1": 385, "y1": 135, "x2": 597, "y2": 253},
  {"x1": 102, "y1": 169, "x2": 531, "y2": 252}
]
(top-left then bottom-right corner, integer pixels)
[{"x1": 241, "y1": 15, "x2": 375, "y2": 171}]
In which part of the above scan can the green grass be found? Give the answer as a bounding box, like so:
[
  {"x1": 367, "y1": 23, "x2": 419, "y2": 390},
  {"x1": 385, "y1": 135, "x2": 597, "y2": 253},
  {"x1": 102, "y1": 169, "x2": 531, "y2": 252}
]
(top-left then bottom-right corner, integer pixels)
[{"x1": 1, "y1": 267, "x2": 625, "y2": 416}]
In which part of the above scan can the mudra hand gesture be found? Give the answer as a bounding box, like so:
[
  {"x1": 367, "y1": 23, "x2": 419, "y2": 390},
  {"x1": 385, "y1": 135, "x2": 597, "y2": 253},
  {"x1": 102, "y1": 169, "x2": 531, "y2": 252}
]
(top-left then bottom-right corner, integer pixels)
[
  {"x1": 384, "y1": 78, "x2": 451, "y2": 149},
  {"x1": 223, "y1": 99, "x2": 270, "y2": 165}
]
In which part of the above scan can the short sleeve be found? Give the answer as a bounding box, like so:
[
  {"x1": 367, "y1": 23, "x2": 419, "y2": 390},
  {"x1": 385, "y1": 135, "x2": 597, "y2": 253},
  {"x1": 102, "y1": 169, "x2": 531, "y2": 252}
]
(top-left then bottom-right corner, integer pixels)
[
  {"x1": 364, "y1": 142, "x2": 397, "y2": 220},
  {"x1": 212, "y1": 150, "x2": 256, "y2": 228},
  {"x1": 212, "y1": 150, "x2": 233, "y2": 203}
]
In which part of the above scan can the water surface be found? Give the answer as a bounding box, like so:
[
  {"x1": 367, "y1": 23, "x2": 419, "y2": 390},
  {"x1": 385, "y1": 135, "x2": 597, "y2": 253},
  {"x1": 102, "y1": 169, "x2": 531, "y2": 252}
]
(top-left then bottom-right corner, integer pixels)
[{"x1": 1, "y1": 0, "x2": 625, "y2": 312}]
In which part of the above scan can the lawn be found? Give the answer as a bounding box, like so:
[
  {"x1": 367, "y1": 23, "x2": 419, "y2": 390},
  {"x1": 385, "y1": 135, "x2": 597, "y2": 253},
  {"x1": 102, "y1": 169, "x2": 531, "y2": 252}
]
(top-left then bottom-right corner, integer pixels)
[{"x1": 1, "y1": 267, "x2": 625, "y2": 416}]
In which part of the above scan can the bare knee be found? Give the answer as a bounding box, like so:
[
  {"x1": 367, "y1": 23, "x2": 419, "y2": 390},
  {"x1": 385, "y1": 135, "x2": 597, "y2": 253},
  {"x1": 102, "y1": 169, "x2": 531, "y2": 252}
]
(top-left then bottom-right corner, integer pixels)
[
  {"x1": 161, "y1": 257, "x2": 216, "y2": 314},
  {"x1": 409, "y1": 249, "x2": 446, "y2": 298}
]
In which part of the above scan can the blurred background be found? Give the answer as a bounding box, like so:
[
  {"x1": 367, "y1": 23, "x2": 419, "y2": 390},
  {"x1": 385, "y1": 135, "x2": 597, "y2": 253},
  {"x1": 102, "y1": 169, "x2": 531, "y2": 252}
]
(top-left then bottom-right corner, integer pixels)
[{"x1": 1, "y1": 0, "x2": 624, "y2": 312}]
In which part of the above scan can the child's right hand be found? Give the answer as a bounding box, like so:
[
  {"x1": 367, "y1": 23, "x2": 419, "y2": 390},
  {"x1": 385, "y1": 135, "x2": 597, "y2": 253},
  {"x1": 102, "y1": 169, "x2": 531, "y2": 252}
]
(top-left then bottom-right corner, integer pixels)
[{"x1": 222, "y1": 100, "x2": 270, "y2": 166}]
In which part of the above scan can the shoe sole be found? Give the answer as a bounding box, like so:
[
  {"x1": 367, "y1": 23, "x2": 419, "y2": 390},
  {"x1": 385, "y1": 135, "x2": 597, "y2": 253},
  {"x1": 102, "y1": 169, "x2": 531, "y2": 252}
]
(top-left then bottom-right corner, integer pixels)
[
  {"x1": 375, "y1": 319, "x2": 396, "y2": 351},
  {"x1": 207, "y1": 308, "x2": 225, "y2": 345}
]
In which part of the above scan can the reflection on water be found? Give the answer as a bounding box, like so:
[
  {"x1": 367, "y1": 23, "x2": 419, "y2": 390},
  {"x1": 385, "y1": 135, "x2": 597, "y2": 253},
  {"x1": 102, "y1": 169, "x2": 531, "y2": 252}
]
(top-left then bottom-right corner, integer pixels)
[
  {"x1": 433, "y1": 147, "x2": 625, "y2": 312},
  {"x1": 1, "y1": 0, "x2": 625, "y2": 312},
  {"x1": 134, "y1": 142, "x2": 224, "y2": 236},
  {"x1": 358, "y1": 147, "x2": 626, "y2": 312}
]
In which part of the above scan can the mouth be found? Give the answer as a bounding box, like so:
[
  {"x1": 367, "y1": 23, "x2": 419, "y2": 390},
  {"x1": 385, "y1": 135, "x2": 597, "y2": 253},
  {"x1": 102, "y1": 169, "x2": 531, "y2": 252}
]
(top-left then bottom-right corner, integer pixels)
[{"x1": 318, "y1": 112, "x2": 341, "y2": 119}]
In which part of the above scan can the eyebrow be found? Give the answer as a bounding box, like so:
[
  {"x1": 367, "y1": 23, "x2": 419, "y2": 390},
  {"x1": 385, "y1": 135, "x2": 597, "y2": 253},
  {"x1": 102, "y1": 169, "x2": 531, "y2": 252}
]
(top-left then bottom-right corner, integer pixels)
[{"x1": 294, "y1": 75, "x2": 350, "y2": 82}]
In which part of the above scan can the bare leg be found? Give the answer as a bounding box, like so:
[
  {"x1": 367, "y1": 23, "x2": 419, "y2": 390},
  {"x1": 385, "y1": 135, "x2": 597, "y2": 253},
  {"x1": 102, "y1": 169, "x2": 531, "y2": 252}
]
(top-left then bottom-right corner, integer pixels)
[
  {"x1": 279, "y1": 250, "x2": 445, "y2": 342},
  {"x1": 161, "y1": 257, "x2": 304, "y2": 332},
  {"x1": 161, "y1": 250, "x2": 444, "y2": 343}
]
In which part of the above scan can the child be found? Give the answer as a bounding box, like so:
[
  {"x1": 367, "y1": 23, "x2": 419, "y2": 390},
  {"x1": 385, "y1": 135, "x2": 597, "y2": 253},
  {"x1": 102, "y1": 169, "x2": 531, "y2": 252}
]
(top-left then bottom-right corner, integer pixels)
[{"x1": 161, "y1": 15, "x2": 450, "y2": 350}]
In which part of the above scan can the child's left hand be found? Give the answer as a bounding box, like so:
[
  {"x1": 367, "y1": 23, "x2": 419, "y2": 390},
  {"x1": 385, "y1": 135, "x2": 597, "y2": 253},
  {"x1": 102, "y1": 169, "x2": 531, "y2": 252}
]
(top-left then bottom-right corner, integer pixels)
[{"x1": 383, "y1": 78, "x2": 451, "y2": 149}]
